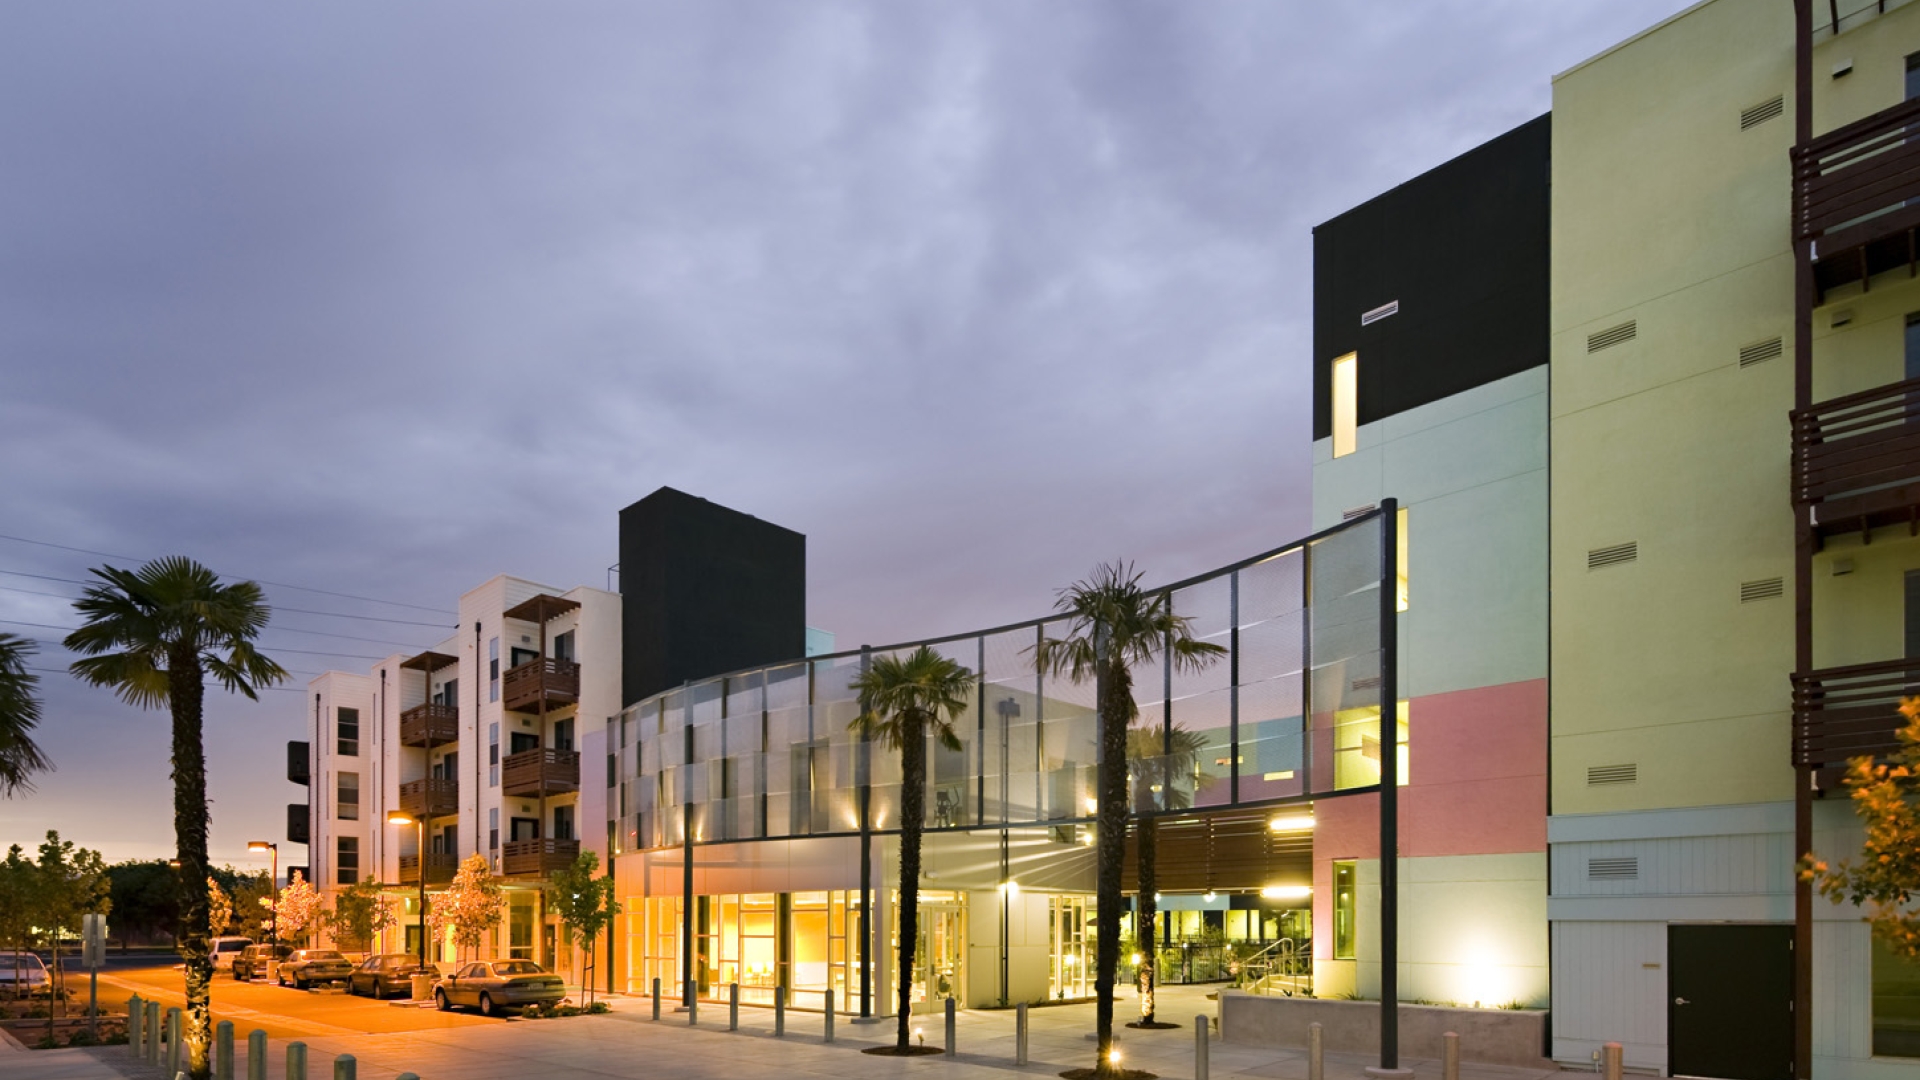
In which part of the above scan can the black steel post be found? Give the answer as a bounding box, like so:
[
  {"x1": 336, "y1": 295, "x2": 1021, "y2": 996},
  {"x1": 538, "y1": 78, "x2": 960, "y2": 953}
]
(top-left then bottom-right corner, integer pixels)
[{"x1": 1378, "y1": 499, "x2": 1402, "y2": 1071}]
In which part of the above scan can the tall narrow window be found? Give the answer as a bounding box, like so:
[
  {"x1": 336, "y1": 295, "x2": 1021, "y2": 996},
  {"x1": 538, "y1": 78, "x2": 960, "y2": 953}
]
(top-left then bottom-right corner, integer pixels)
[
  {"x1": 1396, "y1": 507, "x2": 1410, "y2": 612},
  {"x1": 553, "y1": 630, "x2": 575, "y2": 663},
  {"x1": 1331, "y1": 352, "x2": 1358, "y2": 458},
  {"x1": 488, "y1": 637, "x2": 500, "y2": 702},
  {"x1": 1907, "y1": 52, "x2": 1920, "y2": 101},
  {"x1": 336, "y1": 837, "x2": 359, "y2": 886},
  {"x1": 337, "y1": 772, "x2": 359, "y2": 821},
  {"x1": 336, "y1": 707, "x2": 359, "y2": 757},
  {"x1": 489, "y1": 808, "x2": 500, "y2": 852},
  {"x1": 1905, "y1": 570, "x2": 1920, "y2": 658},
  {"x1": 1333, "y1": 861, "x2": 1357, "y2": 959},
  {"x1": 489, "y1": 722, "x2": 500, "y2": 788}
]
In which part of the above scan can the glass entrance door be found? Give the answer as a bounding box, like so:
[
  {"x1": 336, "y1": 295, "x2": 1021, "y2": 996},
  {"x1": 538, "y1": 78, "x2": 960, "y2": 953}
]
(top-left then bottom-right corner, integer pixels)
[
  {"x1": 912, "y1": 893, "x2": 965, "y2": 1010},
  {"x1": 1049, "y1": 895, "x2": 1091, "y2": 1000}
]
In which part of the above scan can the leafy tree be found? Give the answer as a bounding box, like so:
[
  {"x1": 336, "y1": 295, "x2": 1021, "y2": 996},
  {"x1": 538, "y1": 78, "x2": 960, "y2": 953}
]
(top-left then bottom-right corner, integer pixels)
[
  {"x1": 0, "y1": 633, "x2": 52, "y2": 796},
  {"x1": 65, "y1": 556, "x2": 286, "y2": 1080},
  {"x1": 228, "y1": 872, "x2": 272, "y2": 941},
  {"x1": 549, "y1": 851, "x2": 621, "y2": 1005},
  {"x1": 849, "y1": 645, "x2": 976, "y2": 1053},
  {"x1": 429, "y1": 854, "x2": 503, "y2": 961},
  {"x1": 0, "y1": 847, "x2": 35, "y2": 999},
  {"x1": 106, "y1": 861, "x2": 181, "y2": 950},
  {"x1": 1033, "y1": 563, "x2": 1224, "y2": 1078},
  {"x1": 1802, "y1": 697, "x2": 1920, "y2": 959},
  {"x1": 1126, "y1": 720, "x2": 1211, "y2": 1026},
  {"x1": 206, "y1": 879, "x2": 234, "y2": 939},
  {"x1": 324, "y1": 879, "x2": 395, "y2": 953},
  {"x1": 31, "y1": 831, "x2": 111, "y2": 1020},
  {"x1": 274, "y1": 871, "x2": 323, "y2": 947}
]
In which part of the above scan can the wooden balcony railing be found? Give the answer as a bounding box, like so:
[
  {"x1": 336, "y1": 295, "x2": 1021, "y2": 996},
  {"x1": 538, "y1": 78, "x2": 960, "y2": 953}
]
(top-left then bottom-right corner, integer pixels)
[
  {"x1": 398, "y1": 852, "x2": 457, "y2": 886},
  {"x1": 1793, "y1": 96, "x2": 1920, "y2": 298},
  {"x1": 501, "y1": 838, "x2": 579, "y2": 878},
  {"x1": 399, "y1": 702, "x2": 459, "y2": 747},
  {"x1": 502, "y1": 658, "x2": 580, "y2": 713},
  {"x1": 501, "y1": 748, "x2": 579, "y2": 797},
  {"x1": 1790, "y1": 376, "x2": 1920, "y2": 541},
  {"x1": 1791, "y1": 657, "x2": 1920, "y2": 769},
  {"x1": 399, "y1": 777, "x2": 459, "y2": 819}
]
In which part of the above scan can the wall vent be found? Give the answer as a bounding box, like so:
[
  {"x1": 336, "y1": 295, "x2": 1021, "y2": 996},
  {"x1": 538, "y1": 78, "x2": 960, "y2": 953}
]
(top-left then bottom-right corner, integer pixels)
[
  {"x1": 1741, "y1": 577, "x2": 1786, "y2": 603},
  {"x1": 1587, "y1": 321, "x2": 1637, "y2": 353},
  {"x1": 1342, "y1": 504, "x2": 1377, "y2": 521},
  {"x1": 1740, "y1": 95, "x2": 1785, "y2": 130},
  {"x1": 1588, "y1": 856, "x2": 1640, "y2": 881},
  {"x1": 1587, "y1": 541, "x2": 1638, "y2": 570},
  {"x1": 1360, "y1": 300, "x2": 1400, "y2": 327},
  {"x1": 1831, "y1": 309, "x2": 1854, "y2": 329},
  {"x1": 1350, "y1": 675, "x2": 1382, "y2": 691},
  {"x1": 1739, "y1": 337, "x2": 1783, "y2": 367},
  {"x1": 1587, "y1": 763, "x2": 1638, "y2": 786}
]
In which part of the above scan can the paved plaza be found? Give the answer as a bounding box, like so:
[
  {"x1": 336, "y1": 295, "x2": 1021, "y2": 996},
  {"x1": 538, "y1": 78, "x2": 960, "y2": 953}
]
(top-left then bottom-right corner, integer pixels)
[{"x1": 0, "y1": 985, "x2": 1573, "y2": 1080}]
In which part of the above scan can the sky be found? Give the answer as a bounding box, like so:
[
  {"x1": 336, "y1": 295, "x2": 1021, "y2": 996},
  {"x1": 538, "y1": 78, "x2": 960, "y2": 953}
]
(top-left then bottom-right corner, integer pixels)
[{"x1": 0, "y1": 1, "x2": 1697, "y2": 871}]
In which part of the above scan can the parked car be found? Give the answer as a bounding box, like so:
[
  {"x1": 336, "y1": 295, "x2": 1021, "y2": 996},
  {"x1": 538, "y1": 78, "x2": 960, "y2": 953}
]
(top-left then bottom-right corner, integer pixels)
[
  {"x1": 434, "y1": 959, "x2": 564, "y2": 1016},
  {"x1": 276, "y1": 949, "x2": 353, "y2": 990},
  {"x1": 0, "y1": 952, "x2": 48, "y2": 991},
  {"x1": 231, "y1": 943, "x2": 293, "y2": 981},
  {"x1": 209, "y1": 937, "x2": 253, "y2": 971},
  {"x1": 348, "y1": 953, "x2": 437, "y2": 999}
]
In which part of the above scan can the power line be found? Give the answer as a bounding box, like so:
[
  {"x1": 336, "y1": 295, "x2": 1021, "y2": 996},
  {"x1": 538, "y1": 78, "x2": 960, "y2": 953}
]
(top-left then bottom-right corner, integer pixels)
[
  {"x1": 0, "y1": 619, "x2": 388, "y2": 661},
  {"x1": 0, "y1": 568, "x2": 455, "y2": 629},
  {"x1": 0, "y1": 533, "x2": 453, "y2": 615}
]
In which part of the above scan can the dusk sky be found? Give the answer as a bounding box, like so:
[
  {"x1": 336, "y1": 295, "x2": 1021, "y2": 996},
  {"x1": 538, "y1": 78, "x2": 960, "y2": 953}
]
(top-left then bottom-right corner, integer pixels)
[{"x1": 1, "y1": 1, "x2": 1694, "y2": 872}]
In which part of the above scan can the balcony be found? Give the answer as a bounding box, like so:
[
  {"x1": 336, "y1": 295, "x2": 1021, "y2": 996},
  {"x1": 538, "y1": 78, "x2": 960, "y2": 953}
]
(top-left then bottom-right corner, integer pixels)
[
  {"x1": 502, "y1": 748, "x2": 579, "y2": 797},
  {"x1": 286, "y1": 741, "x2": 309, "y2": 786},
  {"x1": 502, "y1": 658, "x2": 580, "y2": 713},
  {"x1": 1791, "y1": 657, "x2": 1920, "y2": 771},
  {"x1": 1790, "y1": 377, "x2": 1920, "y2": 543},
  {"x1": 399, "y1": 702, "x2": 459, "y2": 747},
  {"x1": 1793, "y1": 97, "x2": 1920, "y2": 300},
  {"x1": 286, "y1": 804, "x2": 309, "y2": 846},
  {"x1": 398, "y1": 852, "x2": 457, "y2": 887},
  {"x1": 501, "y1": 838, "x2": 579, "y2": 878},
  {"x1": 399, "y1": 777, "x2": 459, "y2": 819}
]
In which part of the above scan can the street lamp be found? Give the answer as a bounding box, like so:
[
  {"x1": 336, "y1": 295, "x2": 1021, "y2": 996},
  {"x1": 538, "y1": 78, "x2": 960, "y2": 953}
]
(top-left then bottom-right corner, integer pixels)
[
  {"x1": 386, "y1": 811, "x2": 426, "y2": 967},
  {"x1": 246, "y1": 841, "x2": 278, "y2": 944}
]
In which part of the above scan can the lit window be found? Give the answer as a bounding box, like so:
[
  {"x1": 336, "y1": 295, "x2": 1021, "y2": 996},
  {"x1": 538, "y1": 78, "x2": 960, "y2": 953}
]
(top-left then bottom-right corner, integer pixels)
[
  {"x1": 1397, "y1": 507, "x2": 1410, "y2": 612},
  {"x1": 1333, "y1": 861, "x2": 1356, "y2": 959},
  {"x1": 337, "y1": 772, "x2": 359, "y2": 821},
  {"x1": 1874, "y1": 938, "x2": 1920, "y2": 1057},
  {"x1": 1331, "y1": 353, "x2": 1358, "y2": 458}
]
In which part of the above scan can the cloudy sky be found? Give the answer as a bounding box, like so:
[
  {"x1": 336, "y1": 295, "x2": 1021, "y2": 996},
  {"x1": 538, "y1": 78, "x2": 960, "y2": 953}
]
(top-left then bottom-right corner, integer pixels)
[{"x1": 1, "y1": 1, "x2": 1694, "y2": 870}]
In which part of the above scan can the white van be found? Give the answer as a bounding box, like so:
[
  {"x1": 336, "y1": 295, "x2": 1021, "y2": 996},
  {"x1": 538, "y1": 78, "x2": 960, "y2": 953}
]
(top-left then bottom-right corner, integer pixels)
[{"x1": 210, "y1": 937, "x2": 253, "y2": 971}]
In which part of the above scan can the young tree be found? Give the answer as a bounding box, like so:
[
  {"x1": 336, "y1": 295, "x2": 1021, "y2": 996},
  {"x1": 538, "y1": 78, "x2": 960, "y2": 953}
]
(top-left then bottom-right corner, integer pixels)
[
  {"x1": 849, "y1": 645, "x2": 976, "y2": 1054},
  {"x1": 65, "y1": 556, "x2": 286, "y2": 1080},
  {"x1": 1034, "y1": 563, "x2": 1225, "y2": 1079},
  {"x1": 229, "y1": 872, "x2": 273, "y2": 941},
  {"x1": 274, "y1": 872, "x2": 323, "y2": 947},
  {"x1": 0, "y1": 633, "x2": 52, "y2": 797},
  {"x1": 0, "y1": 847, "x2": 35, "y2": 999},
  {"x1": 32, "y1": 832, "x2": 111, "y2": 1020},
  {"x1": 324, "y1": 879, "x2": 396, "y2": 954},
  {"x1": 206, "y1": 879, "x2": 234, "y2": 938},
  {"x1": 549, "y1": 851, "x2": 620, "y2": 1005},
  {"x1": 1126, "y1": 720, "x2": 1211, "y2": 1027},
  {"x1": 107, "y1": 861, "x2": 181, "y2": 950},
  {"x1": 1802, "y1": 697, "x2": 1920, "y2": 959},
  {"x1": 429, "y1": 854, "x2": 504, "y2": 961}
]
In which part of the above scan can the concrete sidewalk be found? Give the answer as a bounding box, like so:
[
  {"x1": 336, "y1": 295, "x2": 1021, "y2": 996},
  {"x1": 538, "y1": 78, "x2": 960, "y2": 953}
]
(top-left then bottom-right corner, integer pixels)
[{"x1": 0, "y1": 984, "x2": 1574, "y2": 1080}]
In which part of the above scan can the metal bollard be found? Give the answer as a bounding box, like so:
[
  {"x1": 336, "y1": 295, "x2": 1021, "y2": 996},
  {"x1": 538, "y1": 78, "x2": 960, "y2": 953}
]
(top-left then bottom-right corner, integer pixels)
[
  {"x1": 945, "y1": 997, "x2": 956, "y2": 1057},
  {"x1": 397, "y1": 1075, "x2": 420, "y2": 1080},
  {"x1": 165, "y1": 1008, "x2": 182, "y2": 1078},
  {"x1": 145, "y1": 1000, "x2": 161, "y2": 1065},
  {"x1": 824, "y1": 989, "x2": 835, "y2": 1043},
  {"x1": 687, "y1": 981, "x2": 698, "y2": 1026},
  {"x1": 249, "y1": 1029, "x2": 267, "y2": 1080},
  {"x1": 1308, "y1": 1020, "x2": 1324, "y2": 1080},
  {"x1": 1015, "y1": 1002, "x2": 1029, "y2": 1065},
  {"x1": 1196, "y1": 1014, "x2": 1211, "y2": 1080},
  {"x1": 332, "y1": 1053, "x2": 355, "y2": 1080},
  {"x1": 651, "y1": 977, "x2": 662, "y2": 1020},
  {"x1": 128, "y1": 993, "x2": 143, "y2": 1057},
  {"x1": 1603, "y1": 1042, "x2": 1624, "y2": 1080},
  {"x1": 729, "y1": 983, "x2": 740, "y2": 1031},
  {"x1": 286, "y1": 1041, "x2": 307, "y2": 1080},
  {"x1": 1443, "y1": 1031, "x2": 1459, "y2": 1080},
  {"x1": 775, "y1": 985, "x2": 786, "y2": 1036},
  {"x1": 217, "y1": 1020, "x2": 235, "y2": 1080}
]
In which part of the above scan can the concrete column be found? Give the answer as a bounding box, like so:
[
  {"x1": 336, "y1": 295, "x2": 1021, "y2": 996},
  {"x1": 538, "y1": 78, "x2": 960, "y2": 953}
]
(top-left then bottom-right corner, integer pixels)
[
  {"x1": 164, "y1": 1007, "x2": 181, "y2": 1078},
  {"x1": 144, "y1": 1000, "x2": 160, "y2": 1065},
  {"x1": 286, "y1": 1041, "x2": 307, "y2": 1080},
  {"x1": 332, "y1": 1054, "x2": 355, "y2": 1080},
  {"x1": 217, "y1": 1020, "x2": 235, "y2": 1080},
  {"x1": 1309, "y1": 1021, "x2": 1323, "y2": 1080},
  {"x1": 1442, "y1": 1032, "x2": 1458, "y2": 1080},
  {"x1": 248, "y1": 1029, "x2": 267, "y2": 1080},
  {"x1": 1015, "y1": 1003, "x2": 1028, "y2": 1065},
  {"x1": 127, "y1": 993, "x2": 142, "y2": 1056},
  {"x1": 1196, "y1": 1015, "x2": 1210, "y2": 1080}
]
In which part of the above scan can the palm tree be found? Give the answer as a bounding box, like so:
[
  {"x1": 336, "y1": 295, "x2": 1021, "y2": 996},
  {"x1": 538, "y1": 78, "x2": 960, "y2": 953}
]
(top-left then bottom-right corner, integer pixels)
[
  {"x1": 848, "y1": 645, "x2": 976, "y2": 1054},
  {"x1": 64, "y1": 557, "x2": 285, "y2": 1080},
  {"x1": 1126, "y1": 719, "x2": 1209, "y2": 1027},
  {"x1": 0, "y1": 634, "x2": 52, "y2": 796},
  {"x1": 1034, "y1": 563, "x2": 1224, "y2": 1078}
]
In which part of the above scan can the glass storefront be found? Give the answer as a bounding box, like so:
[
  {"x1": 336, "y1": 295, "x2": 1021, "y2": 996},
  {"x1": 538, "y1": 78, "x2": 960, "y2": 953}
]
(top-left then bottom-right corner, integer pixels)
[{"x1": 635, "y1": 889, "x2": 868, "y2": 1006}]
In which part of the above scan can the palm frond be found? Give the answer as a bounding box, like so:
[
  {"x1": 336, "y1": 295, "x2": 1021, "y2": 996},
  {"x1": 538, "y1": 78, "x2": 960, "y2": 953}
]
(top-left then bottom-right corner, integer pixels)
[{"x1": 0, "y1": 634, "x2": 51, "y2": 796}]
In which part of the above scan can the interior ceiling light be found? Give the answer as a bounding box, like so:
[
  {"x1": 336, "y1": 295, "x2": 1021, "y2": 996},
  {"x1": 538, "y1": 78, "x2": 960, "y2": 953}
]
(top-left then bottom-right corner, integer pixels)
[
  {"x1": 1260, "y1": 885, "x2": 1313, "y2": 900},
  {"x1": 1268, "y1": 813, "x2": 1315, "y2": 832}
]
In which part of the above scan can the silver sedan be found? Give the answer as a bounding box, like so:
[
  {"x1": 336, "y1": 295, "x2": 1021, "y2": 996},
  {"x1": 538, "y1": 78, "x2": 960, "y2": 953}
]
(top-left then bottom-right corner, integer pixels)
[{"x1": 433, "y1": 959, "x2": 565, "y2": 1016}]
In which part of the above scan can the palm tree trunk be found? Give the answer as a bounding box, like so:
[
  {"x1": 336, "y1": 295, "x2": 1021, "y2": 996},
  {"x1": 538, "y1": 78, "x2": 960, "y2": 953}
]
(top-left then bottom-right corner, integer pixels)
[
  {"x1": 1138, "y1": 813, "x2": 1158, "y2": 1024},
  {"x1": 170, "y1": 648, "x2": 213, "y2": 1080},
  {"x1": 1094, "y1": 660, "x2": 1131, "y2": 1077},
  {"x1": 897, "y1": 717, "x2": 925, "y2": 1050}
]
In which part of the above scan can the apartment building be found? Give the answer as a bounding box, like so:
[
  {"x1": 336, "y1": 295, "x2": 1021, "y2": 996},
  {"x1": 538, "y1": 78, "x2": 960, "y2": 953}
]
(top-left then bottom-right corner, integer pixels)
[{"x1": 295, "y1": 574, "x2": 620, "y2": 972}]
